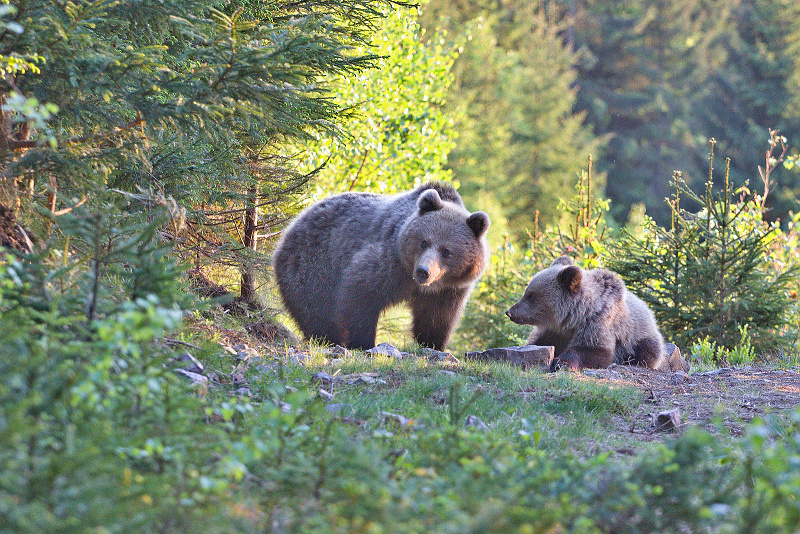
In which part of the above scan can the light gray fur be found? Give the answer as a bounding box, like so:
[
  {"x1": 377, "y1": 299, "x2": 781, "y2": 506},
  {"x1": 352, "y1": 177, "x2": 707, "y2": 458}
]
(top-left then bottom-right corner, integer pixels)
[
  {"x1": 506, "y1": 256, "x2": 666, "y2": 370},
  {"x1": 273, "y1": 182, "x2": 490, "y2": 351}
]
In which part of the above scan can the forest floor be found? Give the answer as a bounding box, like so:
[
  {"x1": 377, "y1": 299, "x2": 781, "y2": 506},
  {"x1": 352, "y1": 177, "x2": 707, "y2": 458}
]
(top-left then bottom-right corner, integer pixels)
[
  {"x1": 573, "y1": 364, "x2": 800, "y2": 444},
  {"x1": 194, "y1": 310, "x2": 800, "y2": 450}
]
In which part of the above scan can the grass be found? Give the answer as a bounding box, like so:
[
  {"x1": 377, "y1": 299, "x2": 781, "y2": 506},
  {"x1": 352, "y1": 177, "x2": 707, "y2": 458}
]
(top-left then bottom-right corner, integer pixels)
[
  {"x1": 156, "y1": 308, "x2": 800, "y2": 533},
  {"x1": 223, "y1": 337, "x2": 654, "y2": 460}
]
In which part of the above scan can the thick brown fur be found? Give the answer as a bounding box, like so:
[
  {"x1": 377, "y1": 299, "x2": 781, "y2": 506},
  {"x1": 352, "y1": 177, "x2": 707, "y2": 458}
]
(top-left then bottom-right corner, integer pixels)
[
  {"x1": 273, "y1": 182, "x2": 490, "y2": 351},
  {"x1": 506, "y1": 256, "x2": 667, "y2": 371}
]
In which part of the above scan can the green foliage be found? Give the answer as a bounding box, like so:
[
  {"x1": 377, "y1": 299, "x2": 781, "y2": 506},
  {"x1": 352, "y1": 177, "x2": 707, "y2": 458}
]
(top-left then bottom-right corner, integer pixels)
[
  {"x1": 286, "y1": 5, "x2": 462, "y2": 198},
  {"x1": 609, "y1": 140, "x2": 797, "y2": 356},
  {"x1": 0, "y1": 244, "x2": 235, "y2": 531}
]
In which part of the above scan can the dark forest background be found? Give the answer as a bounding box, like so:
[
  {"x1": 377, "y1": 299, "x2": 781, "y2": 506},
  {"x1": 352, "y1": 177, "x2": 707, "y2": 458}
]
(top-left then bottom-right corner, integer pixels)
[{"x1": 419, "y1": 0, "x2": 800, "y2": 234}]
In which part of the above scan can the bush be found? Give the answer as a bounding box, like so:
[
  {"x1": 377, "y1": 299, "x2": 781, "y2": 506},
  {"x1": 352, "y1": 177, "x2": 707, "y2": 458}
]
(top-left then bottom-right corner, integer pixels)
[{"x1": 609, "y1": 140, "x2": 797, "y2": 357}]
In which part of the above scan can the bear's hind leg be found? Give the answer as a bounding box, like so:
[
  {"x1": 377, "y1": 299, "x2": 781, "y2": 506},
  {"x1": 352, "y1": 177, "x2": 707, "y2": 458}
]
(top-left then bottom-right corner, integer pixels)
[
  {"x1": 632, "y1": 337, "x2": 665, "y2": 369},
  {"x1": 551, "y1": 345, "x2": 615, "y2": 371}
]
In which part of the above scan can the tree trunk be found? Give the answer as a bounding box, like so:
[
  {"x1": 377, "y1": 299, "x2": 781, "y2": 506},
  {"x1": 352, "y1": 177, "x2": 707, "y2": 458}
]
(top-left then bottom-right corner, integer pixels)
[{"x1": 240, "y1": 186, "x2": 259, "y2": 303}]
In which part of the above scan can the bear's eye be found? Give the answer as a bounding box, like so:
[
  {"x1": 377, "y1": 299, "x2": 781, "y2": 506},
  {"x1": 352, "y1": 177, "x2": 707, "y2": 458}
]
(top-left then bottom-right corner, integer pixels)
[
  {"x1": 440, "y1": 247, "x2": 450, "y2": 259},
  {"x1": 420, "y1": 239, "x2": 429, "y2": 250}
]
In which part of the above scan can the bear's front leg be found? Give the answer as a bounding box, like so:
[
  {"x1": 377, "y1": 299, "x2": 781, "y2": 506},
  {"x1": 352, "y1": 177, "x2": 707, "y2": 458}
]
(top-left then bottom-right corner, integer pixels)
[
  {"x1": 411, "y1": 287, "x2": 469, "y2": 351},
  {"x1": 336, "y1": 250, "x2": 396, "y2": 350}
]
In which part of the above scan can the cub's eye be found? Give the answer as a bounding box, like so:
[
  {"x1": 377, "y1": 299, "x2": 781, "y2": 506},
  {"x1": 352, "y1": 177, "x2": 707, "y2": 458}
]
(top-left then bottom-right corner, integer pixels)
[
  {"x1": 420, "y1": 239, "x2": 429, "y2": 250},
  {"x1": 439, "y1": 247, "x2": 450, "y2": 259}
]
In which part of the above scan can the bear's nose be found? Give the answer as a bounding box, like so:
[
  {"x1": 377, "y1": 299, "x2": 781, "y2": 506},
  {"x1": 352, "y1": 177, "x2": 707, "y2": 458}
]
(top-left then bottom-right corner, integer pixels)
[{"x1": 415, "y1": 266, "x2": 429, "y2": 282}]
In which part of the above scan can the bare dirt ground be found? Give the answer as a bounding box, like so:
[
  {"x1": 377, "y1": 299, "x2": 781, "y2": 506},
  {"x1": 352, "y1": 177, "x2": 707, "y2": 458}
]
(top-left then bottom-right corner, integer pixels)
[{"x1": 577, "y1": 364, "x2": 800, "y2": 442}]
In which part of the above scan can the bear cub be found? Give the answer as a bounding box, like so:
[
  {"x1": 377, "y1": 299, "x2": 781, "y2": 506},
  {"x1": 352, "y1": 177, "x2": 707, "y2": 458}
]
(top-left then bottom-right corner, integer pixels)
[
  {"x1": 506, "y1": 256, "x2": 667, "y2": 371},
  {"x1": 273, "y1": 182, "x2": 490, "y2": 351}
]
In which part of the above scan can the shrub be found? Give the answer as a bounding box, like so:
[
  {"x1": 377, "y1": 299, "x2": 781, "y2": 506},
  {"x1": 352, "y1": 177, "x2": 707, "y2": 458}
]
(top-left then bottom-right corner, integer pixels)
[{"x1": 609, "y1": 139, "x2": 797, "y2": 356}]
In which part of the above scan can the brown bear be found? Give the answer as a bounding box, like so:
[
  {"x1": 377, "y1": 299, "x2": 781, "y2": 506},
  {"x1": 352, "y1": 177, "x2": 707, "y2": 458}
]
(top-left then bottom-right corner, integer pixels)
[
  {"x1": 506, "y1": 256, "x2": 667, "y2": 371},
  {"x1": 273, "y1": 182, "x2": 490, "y2": 351}
]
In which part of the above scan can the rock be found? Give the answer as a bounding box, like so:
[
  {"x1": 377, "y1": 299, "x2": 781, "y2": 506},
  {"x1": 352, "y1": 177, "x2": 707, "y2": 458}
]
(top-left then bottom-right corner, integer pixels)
[
  {"x1": 671, "y1": 370, "x2": 691, "y2": 385},
  {"x1": 311, "y1": 371, "x2": 334, "y2": 385},
  {"x1": 235, "y1": 387, "x2": 252, "y2": 397},
  {"x1": 381, "y1": 411, "x2": 414, "y2": 429},
  {"x1": 422, "y1": 348, "x2": 459, "y2": 362},
  {"x1": 172, "y1": 352, "x2": 204, "y2": 374},
  {"x1": 583, "y1": 368, "x2": 622, "y2": 379},
  {"x1": 655, "y1": 408, "x2": 682, "y2": 432},
  {"x1": 174, "y1": 368, "x2": 208, "y2": 385},
  {"x1": 231, "y1": 343, "x2": 261, "y2": 362},
  {"x1": 465, "y1": 415, "x2": 489, "y2": 431},
  {"x1": 663, "y1": 343, "x2": 689, "y2": 372},
  {"x1": 318, "y1": 388, "x2": 335, "y2": 401},
  {"x1": 437, "y1": 370, "x2": 456, "y2": 377},
  {"x1": 464, "y1": 345, "x2": 554, "y2": 370},
  {"x1": 326, "y1": 345, "x2": 351, "y2": 358},
  {"x1": 366, "y1": 343, "x2": 403, "y2": 359}
]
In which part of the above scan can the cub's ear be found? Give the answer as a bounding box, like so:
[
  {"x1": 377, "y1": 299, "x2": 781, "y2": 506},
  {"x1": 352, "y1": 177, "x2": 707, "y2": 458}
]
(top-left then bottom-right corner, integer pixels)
[
  {"x1": 551, "y1": 255, "x2": 574, "y2": 267},
  {"x1": 467, "y1": 211, "x2": 490, "y2": 238},
  {"x1": 418, "y1": 189, "x2": 444, "y2": 213},
  {"x1": 557, "y1": 265, "x2": 582, "y2": 293}
]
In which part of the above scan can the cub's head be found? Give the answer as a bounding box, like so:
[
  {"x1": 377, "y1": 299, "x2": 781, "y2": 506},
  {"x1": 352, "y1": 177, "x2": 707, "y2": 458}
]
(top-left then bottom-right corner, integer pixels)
[
  {"x1": 401, "y1": 188, "x2": 490, "y2": 291},
  {"x1": 505, "y1": 255, "x2": 582, "y2": 327}
]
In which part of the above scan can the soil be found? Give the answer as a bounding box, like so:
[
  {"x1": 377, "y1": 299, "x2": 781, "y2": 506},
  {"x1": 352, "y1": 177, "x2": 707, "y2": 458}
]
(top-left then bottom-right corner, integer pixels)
[{"x1": 574, "y1": 364, "x2": 800, "y2": 442}]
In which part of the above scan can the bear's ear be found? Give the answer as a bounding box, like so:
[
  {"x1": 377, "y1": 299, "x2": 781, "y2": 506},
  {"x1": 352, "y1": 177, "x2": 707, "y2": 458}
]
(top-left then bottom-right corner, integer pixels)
[
  {"x1": 467, "y1": 211, "x2": 490, "y2": 238},
  {"x1": 557, "y1": 265, "x2": 582, "y2": 293},
  {"x1": 551, "y1": 255, "x2": 574, "y2": 267},
  {"x1": 418, "y1": 189, "x2": 444, "y2": 213}
]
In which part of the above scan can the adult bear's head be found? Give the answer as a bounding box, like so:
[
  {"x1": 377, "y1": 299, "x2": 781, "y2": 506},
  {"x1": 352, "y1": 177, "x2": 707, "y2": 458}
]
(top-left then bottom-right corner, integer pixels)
[{"x1": 401, "y1": 188, "x2": 490, "y2": 291}]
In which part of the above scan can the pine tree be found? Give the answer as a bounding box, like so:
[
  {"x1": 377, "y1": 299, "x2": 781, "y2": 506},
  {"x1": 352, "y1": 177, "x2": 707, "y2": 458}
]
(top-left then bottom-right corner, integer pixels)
[{"x1": 0, "y1": 0, "x2": 395, "y2": 305}]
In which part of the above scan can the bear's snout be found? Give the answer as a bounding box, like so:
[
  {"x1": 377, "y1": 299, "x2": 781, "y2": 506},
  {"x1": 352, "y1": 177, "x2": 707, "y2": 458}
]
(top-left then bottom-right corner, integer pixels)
[{"x1": 414, "y1": 250, "x2": 443, "y2": 286}]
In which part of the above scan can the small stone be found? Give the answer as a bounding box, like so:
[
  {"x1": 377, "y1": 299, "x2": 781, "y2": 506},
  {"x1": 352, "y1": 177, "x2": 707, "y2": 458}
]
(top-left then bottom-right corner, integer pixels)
[
  {"x1": 381, "y1": 411, "x2": 414, "y2": 428},
  {"x1": 464, "y1": 345, "x2": 554, "y2": 370},
  {"x1": 465, "y1": 415, "x2": 489, "y2": 431},
  {"x1": 366, "y1": 343, "x2": 403, "y2": 359},
  {"x1": 235, "y1": 387, "x2": 252, "y2": 397},
  {"x1": 437, "y1": 370, "x2": 456, "y2": 377},
  {"x1": 330, "y1": 358, "x2": 345, "y2": 366},
  {"x1": 318, "y1": 388, "x2": 334, "y2": 401},
  {"x1": 174, "y1": 368, "x2": 208, "y2": 384},
  {"x1": 671, "y1": 370, "x2": 691, "y2": 385},
  {"x1": 655, "y1": 408, "x2": 682, "y2": 432},
  {"x1": 326, "y1": 345, "x2": 351, "y2": 358},
  {"x1": 311, "y1": 371, "x2": 334, "y2": 385},
  {"x1": 422, "y1": 347, "x2": 459, "y2": 362},
  {"x1": 663, "y1": 343, "x2": 689, "y2": 372},
  {"x1": 172, "y1": 352, "x2": 204, "y2": 374}
]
